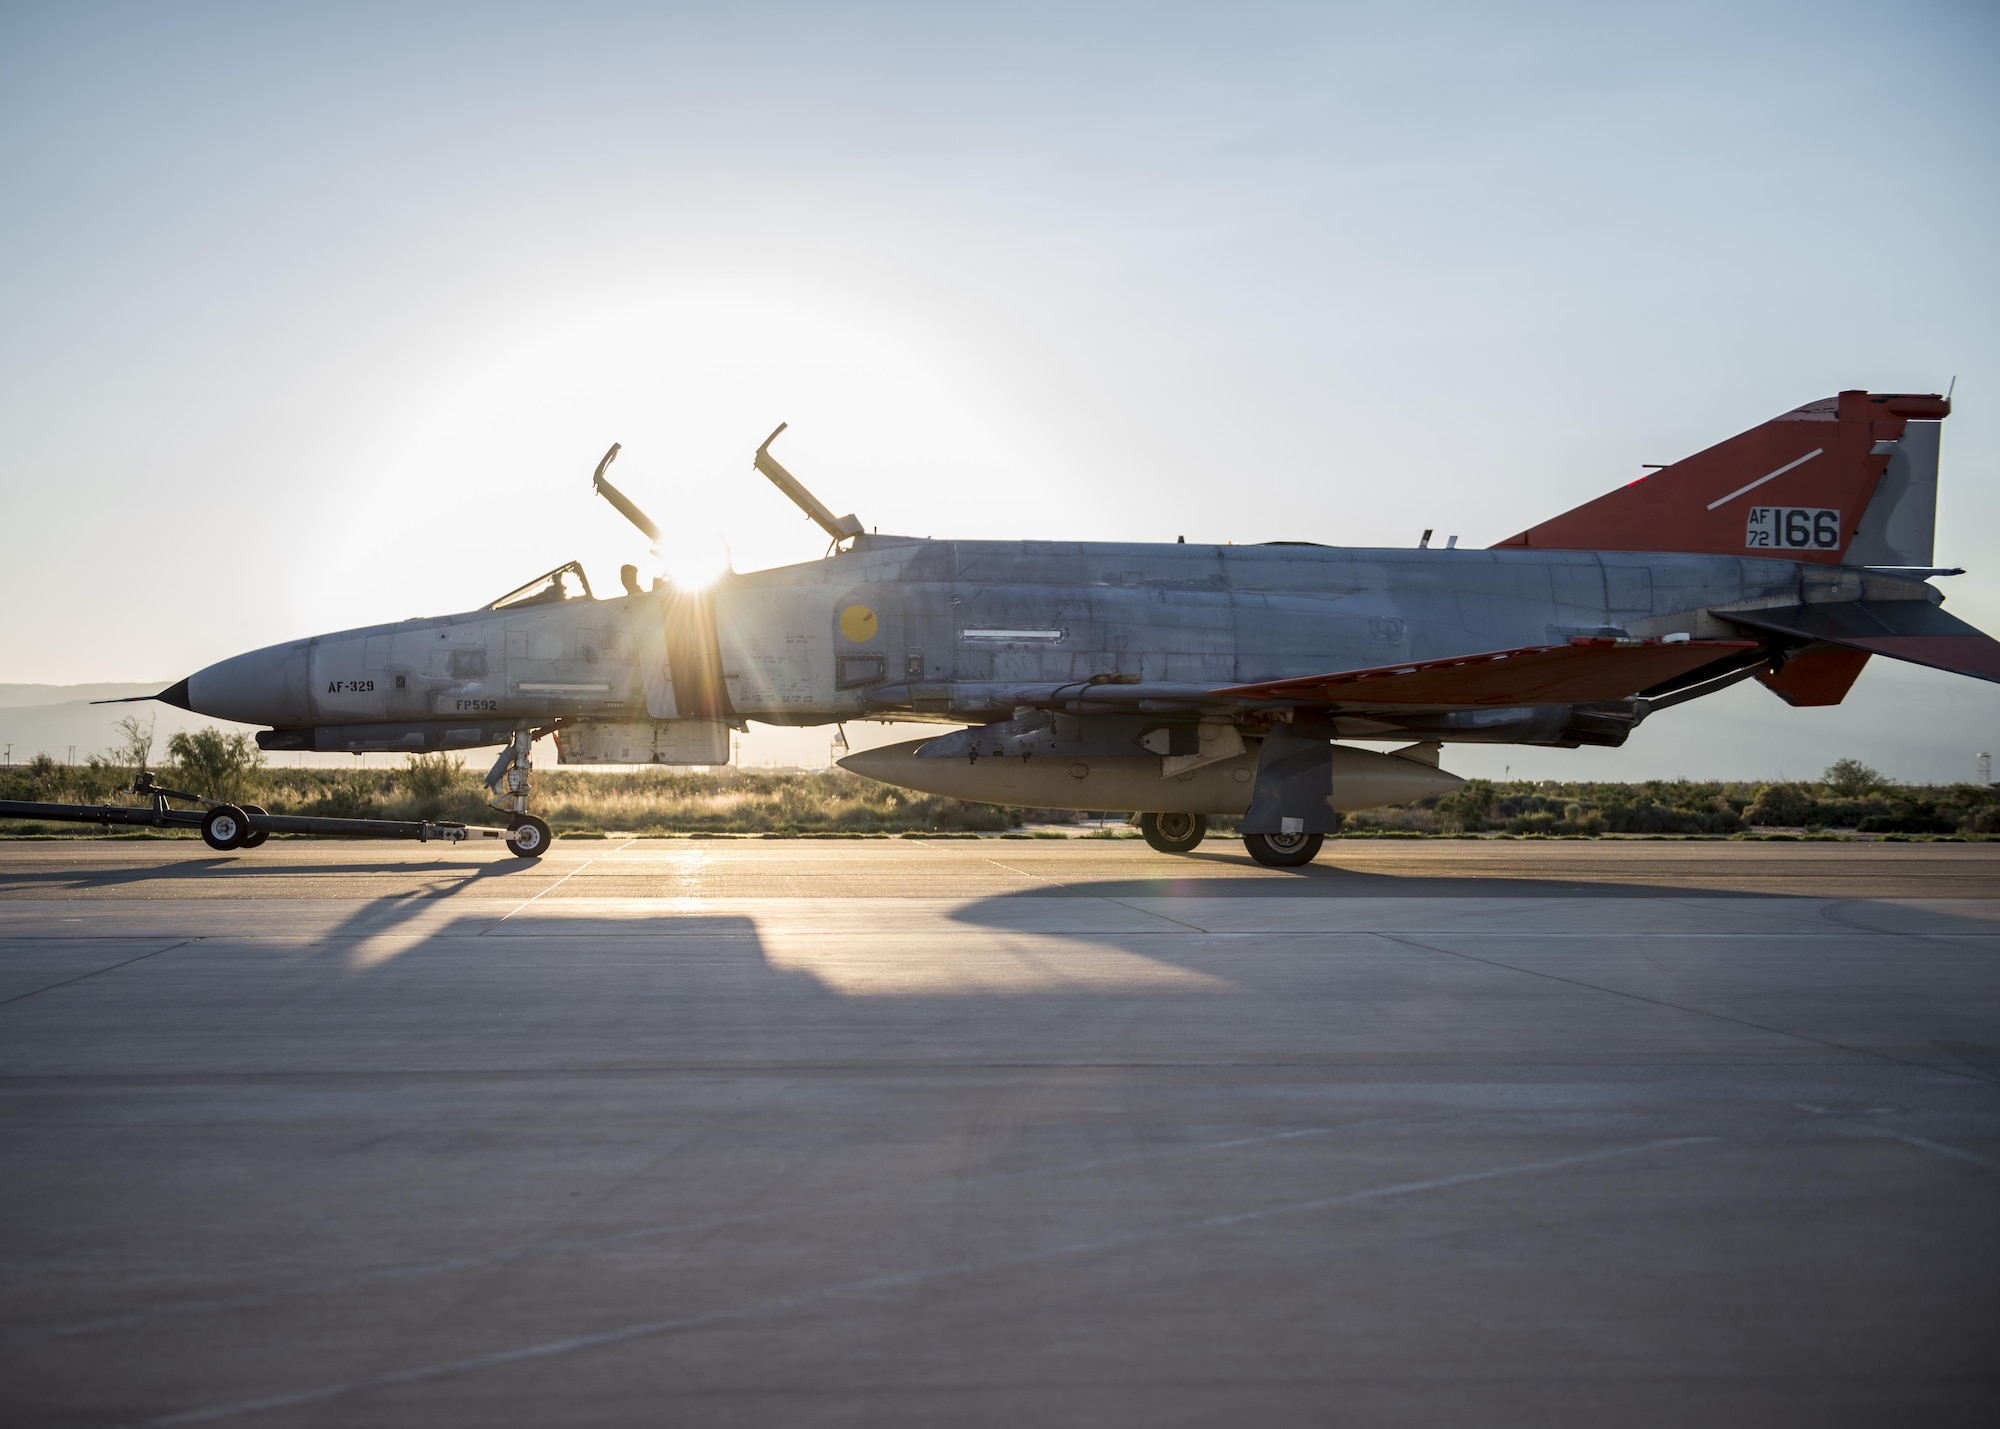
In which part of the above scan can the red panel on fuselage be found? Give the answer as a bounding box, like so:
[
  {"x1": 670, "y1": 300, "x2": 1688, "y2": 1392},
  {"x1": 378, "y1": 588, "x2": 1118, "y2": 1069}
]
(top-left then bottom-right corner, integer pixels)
[{"x1": 1216, "y1": 638, "x2": 1756, "y2": 710}]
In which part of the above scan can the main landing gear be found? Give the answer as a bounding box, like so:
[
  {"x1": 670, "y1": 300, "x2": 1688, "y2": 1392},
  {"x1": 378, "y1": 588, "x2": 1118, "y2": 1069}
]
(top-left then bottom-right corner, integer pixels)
[
  {"x1": 1139, "y1": 811, "x2": 1208, "y2": 854},
  {"x1": 1136, "y1": 814, "x2": 1326, "y2": 867},
  {"x1": 1242, "y1": 830, "x2": 1324, "y2": 868},
  {"x1": 486, "y1": 729, "x2": 553, "y2": 859}
]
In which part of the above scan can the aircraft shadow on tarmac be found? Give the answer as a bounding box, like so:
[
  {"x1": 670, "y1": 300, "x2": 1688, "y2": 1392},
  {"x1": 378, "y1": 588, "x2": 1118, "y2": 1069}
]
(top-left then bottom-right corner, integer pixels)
[
  {"x1": 959, "y1": 855, "x2": 1771, "y2": 901},
  {"x1": 0, "y1": 852, "x2": 545, "y2": 895},
  {"x1": 4, "y1": 856, "x2": 1993, "y2": 1092},
  {"x1": 0, "y1": 843, "x2": 1785, "y2": 903},
  {"x1": 65, "y1": 895, "x2": 1988, "y2": 1098}
]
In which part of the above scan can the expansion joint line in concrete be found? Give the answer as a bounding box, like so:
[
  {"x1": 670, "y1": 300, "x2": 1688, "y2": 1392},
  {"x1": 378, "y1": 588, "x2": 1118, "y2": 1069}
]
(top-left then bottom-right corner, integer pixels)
[
  {"x1": 479, "y1": 838, "x2": 637, "y2": 931},
  {"x1": 1789, "y1": 1101, "x2": 1999, "y2": 1170},
  {"x1": 1369, "y1": 931, "x2": 2000, "y2": 1089},
  {"x1": 139, "y1": 1135, "x2": 1710, "y2": 1427},
  {"x1": 1816, "y1": 897, "x2": 1997, "y2": 949},
  {"x1": 53, "y1": 1115, "x2": 1456, "y2": 1343},
  {"x1": 0, "y1": 938, "x2": 198, "y2": 1009}
]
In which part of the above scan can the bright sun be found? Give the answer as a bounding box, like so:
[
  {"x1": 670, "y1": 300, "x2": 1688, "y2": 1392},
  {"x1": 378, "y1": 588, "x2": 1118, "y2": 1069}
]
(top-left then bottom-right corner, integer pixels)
[{"x1": 654, "y1": 531, "x2": 733, "y2": 590}]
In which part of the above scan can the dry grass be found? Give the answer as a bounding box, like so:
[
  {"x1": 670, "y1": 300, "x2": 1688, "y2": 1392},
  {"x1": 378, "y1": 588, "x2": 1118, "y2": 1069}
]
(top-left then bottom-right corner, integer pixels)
[
  {"x1": 7, "y1": 744, "x2": 1996, "y2": 839},
  {"x1": 0, "y1": 761, "x2": 1020, "y2": 834}
]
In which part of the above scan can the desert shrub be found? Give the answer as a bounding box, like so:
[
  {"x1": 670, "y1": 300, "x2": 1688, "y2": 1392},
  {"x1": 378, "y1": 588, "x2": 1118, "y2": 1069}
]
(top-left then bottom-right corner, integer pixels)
[
  {"x1": 24, "y1": 754, "x2": 63, "y2": 799},
  {"x1": 1746, "y1": 783, "x2": 1817, "y2": 827},
  {"x1": 1813, "y1": 797, "x2": 1893, "y2": 829},
  {"x1": 1824, "y1": 758, "x2": 1888, "y2": 798},
  {"x1": 399, "y1": 752, "x2": 467, "y2": 817},
  {"x1": 0, "y1": 753, "x2": 121, "y2": 805},
  {"x1": 1431, "y1": 779, "x2": 1495, "y2": 832},
  {"x1": 1963, "y1": 805, "x2": 2000, "y2": 835},
  {"x1": 112, "y1": 714, "x2": 155, "y2": 774},
  {"x1": 300, "y1": 772, "x2": 390, "y2": 820},
  {"x1": 1591, "y1": 781, "x2": 1744, "y2": 835},
  {"x1": 1857, "y1": 808, "x2": 1957, "y2": 835},
  {"x1": 165, "y1": 727, "x2": 263, "y2": 803},
  {"x1": 66, "y1": 757, "x2": 121, "y2": 804}
]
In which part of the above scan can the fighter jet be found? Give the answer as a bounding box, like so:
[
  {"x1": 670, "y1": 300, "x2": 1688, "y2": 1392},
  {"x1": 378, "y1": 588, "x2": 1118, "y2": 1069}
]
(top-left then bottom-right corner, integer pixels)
[{"x1": 143, "y1": 390, "x2": 1994, "y2": 863}]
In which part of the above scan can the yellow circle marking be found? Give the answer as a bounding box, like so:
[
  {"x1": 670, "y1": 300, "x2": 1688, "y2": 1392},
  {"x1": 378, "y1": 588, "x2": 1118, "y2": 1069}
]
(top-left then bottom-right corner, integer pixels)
[{"x1": 839, "y1": 605, "x2": 878, "y2": 642}]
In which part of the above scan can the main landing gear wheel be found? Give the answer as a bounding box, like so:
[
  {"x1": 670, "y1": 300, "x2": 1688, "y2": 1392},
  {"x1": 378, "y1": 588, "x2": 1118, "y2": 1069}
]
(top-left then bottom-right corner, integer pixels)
[
  {"x1": 508, "y1": 814, "x2": 552, "y2": 859},
  {"x1": 1243, "y1": 830, "x2": 1324, "y2": 868},
  {"x1": 1140, "y1": 811, "x2": 1208, "y2": 854},
  {"x1": 239, "y1": 804, "x2": 270, "y2": 849},
  {"x1": 201, "y1": 804, "x2": 250, "y2": 851}
]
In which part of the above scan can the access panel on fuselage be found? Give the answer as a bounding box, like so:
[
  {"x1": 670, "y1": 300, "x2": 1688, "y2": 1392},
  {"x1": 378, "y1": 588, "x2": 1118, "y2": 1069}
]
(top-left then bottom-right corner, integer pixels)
[{"x1": 945, "y1": 541, "x2": 1237, "y2": 685}]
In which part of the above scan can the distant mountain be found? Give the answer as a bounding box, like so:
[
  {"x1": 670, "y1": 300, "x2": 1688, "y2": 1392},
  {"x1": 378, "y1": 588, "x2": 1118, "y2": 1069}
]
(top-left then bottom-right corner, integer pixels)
[
  {"x1": 0, "y1": 682, "x2": 170, "y2": 708},
  {"x1": 0, "y1": 684, "x2": 260, "y2": 767}
]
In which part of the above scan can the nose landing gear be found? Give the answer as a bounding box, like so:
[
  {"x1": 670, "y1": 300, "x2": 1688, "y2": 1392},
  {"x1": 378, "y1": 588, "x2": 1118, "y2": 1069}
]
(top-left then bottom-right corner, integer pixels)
[{"x1": 487, "y1": 729, "x2": 554, "y2": 859}]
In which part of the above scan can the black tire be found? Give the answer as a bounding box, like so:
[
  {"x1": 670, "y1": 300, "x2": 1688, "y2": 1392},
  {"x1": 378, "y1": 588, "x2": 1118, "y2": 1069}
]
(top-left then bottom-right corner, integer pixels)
[
  {"x1": 201, "y1": 804, "x2": 250, "y2": 851},
  {"x1": 239, "y1": 804, "x2": 270, "y2": 849},
  {"x1": 1140, "y1": 811, "x2": 1208, "y2": 854},
  {"x1": 508, "y1": 814, "x2": 552, "y2": 859},
  {"x1": 1243, "y1": 830, "x2": 1324, "y2": 868}
]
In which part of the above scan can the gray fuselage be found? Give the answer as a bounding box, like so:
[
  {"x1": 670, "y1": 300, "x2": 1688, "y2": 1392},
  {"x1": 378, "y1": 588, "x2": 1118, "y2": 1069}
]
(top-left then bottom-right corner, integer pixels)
[{"x1": 175, "y1": 535, "x2": 1932, "y2": 753}]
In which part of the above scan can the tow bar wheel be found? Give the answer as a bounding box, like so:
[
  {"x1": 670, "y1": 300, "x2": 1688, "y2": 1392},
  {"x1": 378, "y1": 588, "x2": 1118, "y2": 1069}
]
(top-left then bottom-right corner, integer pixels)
[
  {"x1": 201, "y1": 804, "x2": 250, "y2": 851},
  {"x1": 1140, "y1": 811, "x2": 1208, "y2": 854},
  {"x1": 508, "y1": 814, "x2": 553, "y2": 859},
  {"x1": 239, "y1": 804, "x2": 270, "y2": 848}
]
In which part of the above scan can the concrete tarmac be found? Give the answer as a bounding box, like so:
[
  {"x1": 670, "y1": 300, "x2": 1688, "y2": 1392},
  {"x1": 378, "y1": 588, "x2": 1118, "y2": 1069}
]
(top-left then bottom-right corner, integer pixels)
[{"x1": 2, "y1": 835, "x2": 1997, "y2": 1426}]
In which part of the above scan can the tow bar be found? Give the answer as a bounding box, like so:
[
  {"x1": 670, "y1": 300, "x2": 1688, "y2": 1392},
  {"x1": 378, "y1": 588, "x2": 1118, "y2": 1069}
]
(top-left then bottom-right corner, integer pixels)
[{"x1": 0, "y1": 773, "x2": 542, "y2": 856}]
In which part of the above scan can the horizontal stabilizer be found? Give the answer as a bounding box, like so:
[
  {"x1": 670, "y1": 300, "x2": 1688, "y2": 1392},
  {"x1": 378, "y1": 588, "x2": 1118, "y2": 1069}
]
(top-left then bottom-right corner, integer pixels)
[
  {"x1": 1722, "y1": 601, "x2": 2000, "y2": 684},
  {"x1": 1215, "y1": 637, "x2": 1755, "y2": 710}
]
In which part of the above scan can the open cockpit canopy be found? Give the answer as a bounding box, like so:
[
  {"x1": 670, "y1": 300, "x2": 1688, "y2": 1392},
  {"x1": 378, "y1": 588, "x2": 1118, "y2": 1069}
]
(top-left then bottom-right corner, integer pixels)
[{"x1": 485, "y1": 560, "x2": 594, "y2": 611}]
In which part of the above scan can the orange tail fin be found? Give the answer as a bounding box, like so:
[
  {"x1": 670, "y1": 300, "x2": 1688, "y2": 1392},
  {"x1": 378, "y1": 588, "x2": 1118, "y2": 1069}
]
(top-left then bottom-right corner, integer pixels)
[{"x1": 1492, "y1": 390, "x2": 1949, "y2": 564}]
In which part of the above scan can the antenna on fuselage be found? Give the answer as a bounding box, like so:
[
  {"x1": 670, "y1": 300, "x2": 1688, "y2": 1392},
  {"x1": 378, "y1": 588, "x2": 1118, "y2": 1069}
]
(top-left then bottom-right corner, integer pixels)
[{"x1": 754, "y1": 423, "x2": 865, "y2": 552}]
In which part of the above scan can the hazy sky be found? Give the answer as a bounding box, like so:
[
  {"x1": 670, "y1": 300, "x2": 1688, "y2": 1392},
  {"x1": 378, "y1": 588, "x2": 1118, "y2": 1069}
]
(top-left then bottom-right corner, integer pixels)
[{"x1": 3, "y1": 2, "x2": 1997, "y2": 780}]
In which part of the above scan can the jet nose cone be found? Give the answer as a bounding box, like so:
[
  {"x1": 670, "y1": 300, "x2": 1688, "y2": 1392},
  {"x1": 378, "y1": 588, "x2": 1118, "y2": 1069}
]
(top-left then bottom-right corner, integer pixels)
[
  {"x1": 155, "y1": 678, "x2": 192, "y2": 710},
  {"x1": 184, "y1": 641, "x2": 311, "y2": 727}
]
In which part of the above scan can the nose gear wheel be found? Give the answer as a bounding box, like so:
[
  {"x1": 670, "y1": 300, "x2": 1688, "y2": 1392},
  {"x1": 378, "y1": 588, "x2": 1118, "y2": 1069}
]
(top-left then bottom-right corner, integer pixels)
[{"x1": 507, "y1": 814, "x2": 552, "y2": 859}]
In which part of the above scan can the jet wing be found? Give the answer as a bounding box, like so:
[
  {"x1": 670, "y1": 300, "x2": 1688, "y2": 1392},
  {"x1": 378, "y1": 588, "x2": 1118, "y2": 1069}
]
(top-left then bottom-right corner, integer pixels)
[
  {"x1": 1720, "y1": 600, "x2": 2000, "y2": 684},
  {"x1": 1213, "y1": 637, "x2": 1757, "y2": 711}
]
